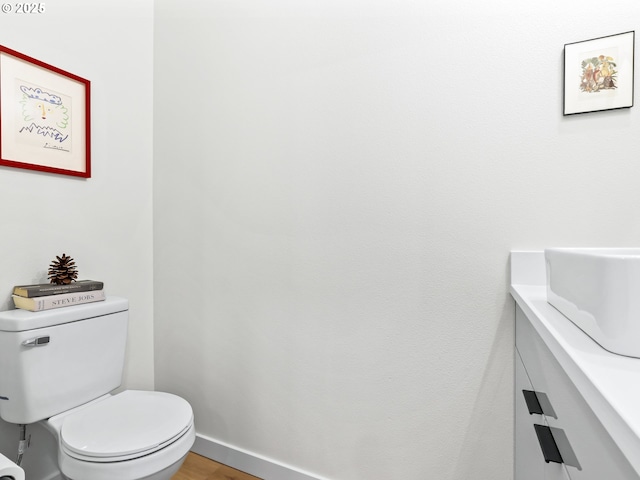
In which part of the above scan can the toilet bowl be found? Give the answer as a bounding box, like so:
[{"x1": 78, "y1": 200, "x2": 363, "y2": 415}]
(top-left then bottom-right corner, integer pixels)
[{"x1": 44, "y1": 390, "x2": 195, "y2": 480}]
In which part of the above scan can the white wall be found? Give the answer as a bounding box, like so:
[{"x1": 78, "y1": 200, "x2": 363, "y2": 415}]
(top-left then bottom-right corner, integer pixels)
[
  {"x1": 153, "y1": 1, "x2": 640, "y2": 479},
  {"x1": 0, "y1": 2, "x2": 155, "y2": 477}
]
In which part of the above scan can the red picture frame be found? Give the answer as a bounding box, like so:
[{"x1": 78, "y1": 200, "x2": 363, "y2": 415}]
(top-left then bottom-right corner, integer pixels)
[{"x1": 0, "y1": 45, "x2": 91, "y2": 178}]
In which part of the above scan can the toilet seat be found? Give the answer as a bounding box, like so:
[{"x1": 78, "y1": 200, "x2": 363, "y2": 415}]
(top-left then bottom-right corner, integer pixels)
[
  {"x1": 51, "y1": 390, "x2": 196, "y2": 480},
  {"x1": 59, "y1": 390, "x2": 193, "y2": 462},
  {"x1": 59, "y1": 423, "x2": 195, "y2": 480}
]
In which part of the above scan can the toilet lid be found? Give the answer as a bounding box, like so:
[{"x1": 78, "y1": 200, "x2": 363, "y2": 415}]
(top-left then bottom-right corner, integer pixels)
[{"x1": 60, "y1": 390, "x2": 193, "y2": 460}]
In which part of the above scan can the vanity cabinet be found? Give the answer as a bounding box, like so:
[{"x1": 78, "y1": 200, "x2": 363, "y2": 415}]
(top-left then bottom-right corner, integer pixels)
[{"x1": 515, "y1": 305, "x2": 638, "y2": 480}]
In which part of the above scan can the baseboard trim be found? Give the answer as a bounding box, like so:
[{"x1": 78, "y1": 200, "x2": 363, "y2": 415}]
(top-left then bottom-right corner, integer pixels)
[{"x1": 192, "y1": 433, "x2": 325, "y2": 480}]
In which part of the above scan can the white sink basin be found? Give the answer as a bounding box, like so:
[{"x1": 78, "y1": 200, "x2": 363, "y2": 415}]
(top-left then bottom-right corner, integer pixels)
[{"x1": 545, "y1": 248, "x2": 640, "y2": 358}]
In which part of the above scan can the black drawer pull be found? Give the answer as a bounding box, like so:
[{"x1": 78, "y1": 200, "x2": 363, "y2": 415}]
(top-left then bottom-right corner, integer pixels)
[
  {"x1": 522, "y1": 390, "x2": 544, "y2": 415},
  {"x1": 534, "y1": 424, "x2": 563, "y2": 464}
]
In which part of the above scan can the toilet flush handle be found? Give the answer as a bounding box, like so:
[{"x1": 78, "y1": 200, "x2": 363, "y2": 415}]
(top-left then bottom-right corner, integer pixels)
[{"x1": 21, "y1": 336, "x2": 50, "y2": 347}]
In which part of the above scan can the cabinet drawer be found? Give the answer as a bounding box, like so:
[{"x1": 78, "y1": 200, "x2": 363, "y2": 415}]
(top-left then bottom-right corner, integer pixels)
[
  {"x1": 515, "y1": 349, "x2": 546, "y2": 480},
  {"x1": 516, "y1": 350, "x2": 571, "y2": 480},
  {"x1": 516, "y1": 305, "x2": 638, "y2": 480}
]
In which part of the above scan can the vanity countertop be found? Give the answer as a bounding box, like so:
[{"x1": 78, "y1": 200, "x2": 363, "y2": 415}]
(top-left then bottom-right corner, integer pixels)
[{"x1": 511, "y1": 251, "x2": 640, "y2": 476}]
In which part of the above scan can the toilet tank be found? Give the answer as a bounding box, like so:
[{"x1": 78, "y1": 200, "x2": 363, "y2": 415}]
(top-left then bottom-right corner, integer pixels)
[{"x1": 0, "y1": 297, "x2": 129, "y2": 424}]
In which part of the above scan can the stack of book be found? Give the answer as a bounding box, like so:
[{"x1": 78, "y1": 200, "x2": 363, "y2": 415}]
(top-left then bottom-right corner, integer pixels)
[{"x1": 11, "y1": 280, "x2": 105, "y2": 312}]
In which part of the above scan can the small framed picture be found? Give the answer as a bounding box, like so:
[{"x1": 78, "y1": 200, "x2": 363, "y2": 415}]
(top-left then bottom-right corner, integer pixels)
[
  {"x1": 0, "y1": 45, "x2": 91, "y2": 177},
  {"x1": 563, "y1": 31, "x2": 634, "y2": 115}
]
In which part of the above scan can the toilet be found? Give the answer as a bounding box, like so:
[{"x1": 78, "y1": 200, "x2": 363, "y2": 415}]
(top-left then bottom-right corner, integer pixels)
[{"x1": 0, "y1": 297, "x2": 195, "y2": 480}]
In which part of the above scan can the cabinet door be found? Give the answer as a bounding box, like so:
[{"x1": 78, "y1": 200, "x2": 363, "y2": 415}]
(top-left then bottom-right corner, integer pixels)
[
  {"x1": 516, "y1": 306, "x2": 639, "y2": 480},
  {"x1": 515, "y1": 348, "x2": 546, "y2": 480}
]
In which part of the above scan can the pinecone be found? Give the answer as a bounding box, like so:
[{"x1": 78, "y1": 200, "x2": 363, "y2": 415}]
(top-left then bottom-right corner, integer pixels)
[{"x1": 48, "y1": 253, "x2": 79, "y2": 285}]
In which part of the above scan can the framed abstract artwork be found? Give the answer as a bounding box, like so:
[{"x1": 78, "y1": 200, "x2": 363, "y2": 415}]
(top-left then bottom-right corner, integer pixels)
[
  {"x1": 563, "y1": 31, "x2": 635, "y2": 115},
  {"x1": 0, "y1": 45, "x2": 91, "y2": 177}
]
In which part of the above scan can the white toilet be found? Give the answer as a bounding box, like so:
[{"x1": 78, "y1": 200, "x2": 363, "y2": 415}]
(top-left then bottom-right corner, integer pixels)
[{"x1": 0, "y1": 297, "x2": 195, "y2": 480}]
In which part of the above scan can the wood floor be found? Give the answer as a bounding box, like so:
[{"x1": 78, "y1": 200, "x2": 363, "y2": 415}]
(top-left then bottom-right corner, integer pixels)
[{"x1": 172, "y1": 452, "x2": 262, "y2": 480}]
